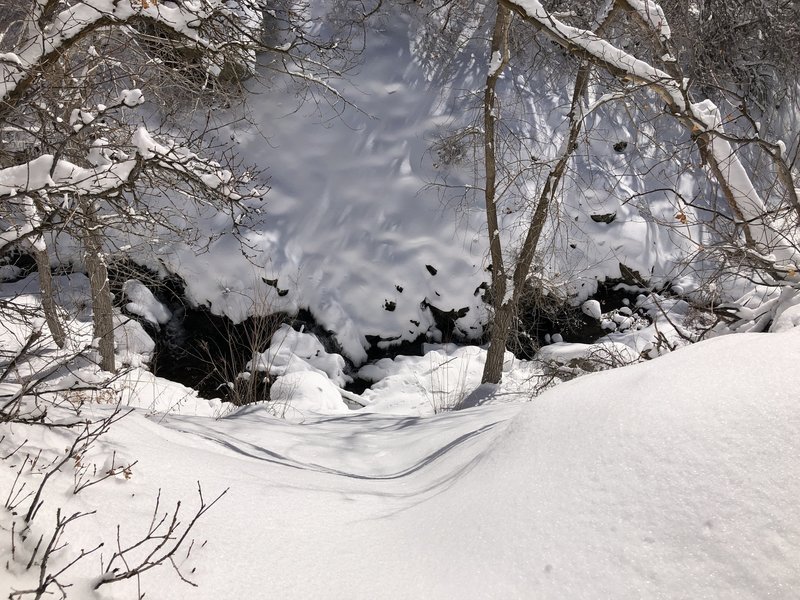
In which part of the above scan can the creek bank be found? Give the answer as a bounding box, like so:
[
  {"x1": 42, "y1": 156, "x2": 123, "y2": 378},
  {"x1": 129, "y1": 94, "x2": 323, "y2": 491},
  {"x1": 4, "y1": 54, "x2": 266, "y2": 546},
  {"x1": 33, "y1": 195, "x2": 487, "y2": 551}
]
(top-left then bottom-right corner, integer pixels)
[
  {"x1": 2, "y1": 254, "x2": 662, "y2": 402},
  {"x1": 128, "y1": 280, "x2": 656, "y2": 403}
]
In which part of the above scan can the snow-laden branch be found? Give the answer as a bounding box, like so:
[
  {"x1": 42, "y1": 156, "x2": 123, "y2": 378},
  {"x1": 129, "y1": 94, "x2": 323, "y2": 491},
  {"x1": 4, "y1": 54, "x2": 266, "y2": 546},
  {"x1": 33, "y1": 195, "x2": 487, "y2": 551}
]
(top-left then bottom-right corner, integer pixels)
[
  {"x1": 0, "y1": 0, "x2": 238, "y2": 108},
  {"x1": 501, "y1": 0, "x2": 685, "y2": 108},
  {"x1": 0, "y1": 195, "x2": 45, "y2": 250},
  {"x1": 3, "y1": 152, "x2": 135, "y2": 200},
  {"x1": 502, "y1": 0, "x2": 798, "y2": 263},
  {"x1": 0, "y1": 128, "x2": 249, "y2": 203},
  {"x1": 623, "y1": 0, "x2": 671, "y2": 45},
  {"x1": 0, "y1": 85, "x2": 260, "y2": 253}
]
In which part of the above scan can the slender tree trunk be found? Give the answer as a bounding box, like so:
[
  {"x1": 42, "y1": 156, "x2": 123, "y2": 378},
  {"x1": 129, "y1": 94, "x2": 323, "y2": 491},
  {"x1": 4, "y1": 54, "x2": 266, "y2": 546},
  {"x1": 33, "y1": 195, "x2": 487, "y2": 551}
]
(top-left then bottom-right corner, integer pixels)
[
  {"x1": 481, "y1": 3, "x2": 512, "y2": 384},
  {"x1": 34, "y1": 246, "x2": 66, "y2": 348},
  {"x1": 481, "y1": 3, "x2": 622, "y2": 383},
  {"x1": 82, "y1": 202, "x2": 116, "y2": 372},
  {"x1": 482, "y1": 64, "x2": 592, "y2": 383}
]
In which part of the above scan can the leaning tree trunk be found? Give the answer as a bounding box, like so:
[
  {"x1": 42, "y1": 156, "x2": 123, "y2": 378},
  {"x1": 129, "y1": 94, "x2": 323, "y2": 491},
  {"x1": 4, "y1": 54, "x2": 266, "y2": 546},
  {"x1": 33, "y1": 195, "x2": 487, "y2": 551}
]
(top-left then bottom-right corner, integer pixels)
[
  {"x1": 82, "y1": 201, "x2": 116, "y2": 372},
  {"x1": 33, "y1": 246, "x2": 66, "y2": 348}
]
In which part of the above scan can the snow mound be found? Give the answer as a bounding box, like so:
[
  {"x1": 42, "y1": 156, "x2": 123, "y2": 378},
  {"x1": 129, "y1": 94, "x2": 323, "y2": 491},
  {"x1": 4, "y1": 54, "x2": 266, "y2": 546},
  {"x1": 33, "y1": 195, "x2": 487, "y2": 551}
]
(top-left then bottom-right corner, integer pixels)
[
  {"x1": 422, "y1": 330, "x2": 800, "y2": 598},
  {"x1": 122, "y1": 279, "x2": 171, "y2": 325},
  {"x1": 356, "y1": 343, "x2": 540, "y2": 415},
  {"x1": 269, "y1": 370, "x2": 349, "y2": 420},
  {"x1": 249, "y1": 324, "x2": 349, "y2": 387},
  {"x1": 119, "y1": 368, "x2": 227, "y2": 416}
]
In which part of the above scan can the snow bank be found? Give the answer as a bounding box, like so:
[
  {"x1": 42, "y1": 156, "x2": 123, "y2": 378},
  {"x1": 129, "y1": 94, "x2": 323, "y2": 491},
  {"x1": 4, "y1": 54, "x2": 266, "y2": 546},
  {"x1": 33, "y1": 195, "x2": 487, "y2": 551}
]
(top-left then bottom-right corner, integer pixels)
[
  {"x1": 249, "y1": 324, "x2": 348, "y2": 387},
  {"x1": 356, "y1": 343, "x2": 540, "y2": 415},
  {"x1": 406, "y1": 330, "x2": 800, "y2": 598},
  {"x1": 3, "y1": 323, "x2": 800, "y2": 599}
]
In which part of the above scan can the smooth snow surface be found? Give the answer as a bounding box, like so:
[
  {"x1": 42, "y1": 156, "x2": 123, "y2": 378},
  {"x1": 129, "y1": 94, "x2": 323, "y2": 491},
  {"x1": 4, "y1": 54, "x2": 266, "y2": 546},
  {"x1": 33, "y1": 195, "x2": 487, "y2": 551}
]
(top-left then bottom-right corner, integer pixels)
[
  {"x1": 269, "y1": 370, "x2": 350, "y2": 419},
  {"x1": 3, "y1": 330, "x2": 799, "y2": 599}
]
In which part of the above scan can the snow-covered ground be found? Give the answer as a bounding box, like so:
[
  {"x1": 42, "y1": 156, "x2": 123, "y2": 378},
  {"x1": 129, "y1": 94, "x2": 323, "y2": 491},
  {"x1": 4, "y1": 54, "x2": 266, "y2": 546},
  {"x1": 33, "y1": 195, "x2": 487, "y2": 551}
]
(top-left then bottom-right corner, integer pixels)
[
  {"x1": 2, "y1": 326, "x2": 799, "y2": 598},
  {"x1": 3, "y1": 3, "x2": 800, "y2": 598}
]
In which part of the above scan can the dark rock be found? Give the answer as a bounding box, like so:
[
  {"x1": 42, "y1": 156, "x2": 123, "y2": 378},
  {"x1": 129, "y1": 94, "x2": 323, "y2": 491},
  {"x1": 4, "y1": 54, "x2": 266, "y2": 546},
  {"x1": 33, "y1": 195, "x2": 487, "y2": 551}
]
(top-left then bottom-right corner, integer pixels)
[
  {"x1": 590, "y1": 212, "x2": 616, "y2": 224},
  {"x1": 262, "y1": 277, "x2": 289, "y2": 297},
  {"x1": 421, "y1": 298, "x2": 469, "y2": 342},
  {"x1": 618, "y1": 262, "x2": 648, "y2": 287}
]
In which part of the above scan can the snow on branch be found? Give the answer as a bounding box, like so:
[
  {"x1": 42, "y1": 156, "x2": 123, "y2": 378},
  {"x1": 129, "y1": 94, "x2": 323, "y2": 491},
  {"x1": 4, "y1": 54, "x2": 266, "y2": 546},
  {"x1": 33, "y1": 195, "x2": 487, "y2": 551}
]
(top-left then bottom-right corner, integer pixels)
[
  {"x1": 0, "y1": 126, "x2": 251, "y2": 204},
  {"x1": 0, "y1": 195, "x2": 45, "y2": 251},
  {"x1": 0, "y1": 0, "x2": 246, "y2": 107},
  {"x1": 622, "y1": 0, "x2": 671, "y2": 42},
  {"x1": 501, "y1": 0, "x2": 685, "y2": 109},
  {"x1": 502, "y1": 0, "x2": 798, "y2": 263},
  {"x1": 0, "y1": 89, "x2": 260, "y2": 251}
]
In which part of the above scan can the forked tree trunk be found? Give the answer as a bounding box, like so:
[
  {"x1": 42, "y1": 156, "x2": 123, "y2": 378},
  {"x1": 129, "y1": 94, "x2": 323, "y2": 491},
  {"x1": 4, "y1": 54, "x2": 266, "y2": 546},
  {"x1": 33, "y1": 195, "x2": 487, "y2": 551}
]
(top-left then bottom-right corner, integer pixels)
[
  {"x1": 481, "y1": 65, "x2": 593, "y2": 383},
  {"x1": 82, "y1": 202, "x2": 116, "y2": 372},
  {"x1": 34, "y1": 246, "x2": 66, "y2": 348},
  {"x1": 481, "y1": 2, "x2": 620, "y2": 384}
]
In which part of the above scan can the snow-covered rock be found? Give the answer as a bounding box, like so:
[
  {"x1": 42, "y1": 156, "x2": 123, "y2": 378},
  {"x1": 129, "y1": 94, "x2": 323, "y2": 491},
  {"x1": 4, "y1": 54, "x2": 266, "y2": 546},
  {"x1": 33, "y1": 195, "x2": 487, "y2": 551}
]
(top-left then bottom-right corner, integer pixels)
[
  {"x1": 249, "y1": 324, "x2": 349, "y2": 388},
  {"x1": 581, "y1": 299, "x2": 602, "y2": 319},
  {"x1": 122, "y1": 279, "x2": 172, "y2": 325},
  {"x1": 114, "y1": 315, "x2": 155, "y2": 367},
  {"x1": 269, "y1": 370, "x2": 349, "y2": 420}
]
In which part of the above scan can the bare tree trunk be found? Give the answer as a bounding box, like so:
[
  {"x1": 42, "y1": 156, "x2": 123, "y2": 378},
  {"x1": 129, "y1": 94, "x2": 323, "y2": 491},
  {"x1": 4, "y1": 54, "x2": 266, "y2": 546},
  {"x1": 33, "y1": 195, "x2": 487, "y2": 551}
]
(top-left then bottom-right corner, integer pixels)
[
  {"x1": 82, "y1": 202, "x2": 116, "y2": 372},
  {"x1": 34, "y1": 246, "x2": 66, "y2": 348},
  {"x1": 483, "y1": 296, "x2": 515, "y2": 383},
  {"x1": 482, "y1": 64, "x2": 592, "y2": 383},
  {"x1": 481, "y1": 3, "x2": 512, "y2": 384},
  {"x1": 481, "y1": 3, "x2": 621, "y2": 383}
]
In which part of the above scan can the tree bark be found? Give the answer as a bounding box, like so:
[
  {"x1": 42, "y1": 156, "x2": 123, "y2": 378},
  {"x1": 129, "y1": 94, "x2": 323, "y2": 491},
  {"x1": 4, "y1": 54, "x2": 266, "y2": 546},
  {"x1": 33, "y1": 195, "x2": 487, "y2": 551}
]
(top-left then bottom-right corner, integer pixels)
[
  {"x1": 34, "y1": 246, "x2": 66, "y2": 348},
  {"x1": 480, "y1": 3, "x2": 512, "y2": 384},
  {"x1": 82, "y1": 202, "x2": 116, "y2": 372},
  {"x1": 483, "y1": 296, "x2": 515, "y2": 384}
]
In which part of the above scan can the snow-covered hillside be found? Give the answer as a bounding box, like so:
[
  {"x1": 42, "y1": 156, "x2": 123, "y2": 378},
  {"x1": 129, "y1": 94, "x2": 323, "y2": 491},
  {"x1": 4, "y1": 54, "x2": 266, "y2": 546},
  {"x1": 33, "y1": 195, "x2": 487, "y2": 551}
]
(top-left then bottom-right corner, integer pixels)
[
  {"x1": 137, "y1": 3, "x2": 707, "y2": 362},
  {"x1": 3, "y1": 328, "x2": 799, "y2": 599}
]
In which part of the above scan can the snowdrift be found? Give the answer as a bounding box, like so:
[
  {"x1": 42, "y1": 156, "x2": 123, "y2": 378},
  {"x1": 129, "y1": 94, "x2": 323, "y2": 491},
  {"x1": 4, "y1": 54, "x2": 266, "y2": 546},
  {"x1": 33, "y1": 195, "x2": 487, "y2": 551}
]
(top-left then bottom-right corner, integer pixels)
[
  {"x1": 405, "y1": 330, "x2": 800, "y2": 599},
  {"x1": 5, "y1": 329, "x2": 798, "y2": 599}
]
